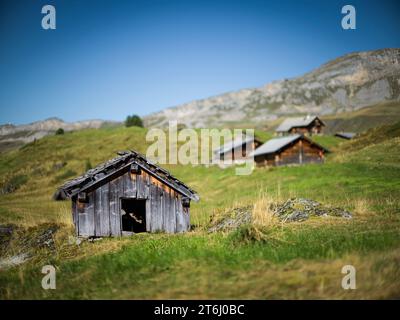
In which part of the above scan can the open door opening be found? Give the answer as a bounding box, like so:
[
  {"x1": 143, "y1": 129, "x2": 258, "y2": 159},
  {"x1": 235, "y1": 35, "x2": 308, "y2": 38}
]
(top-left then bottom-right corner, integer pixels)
[{"x1": 121, "y1": 198, "x2": 146, "y2": 233}]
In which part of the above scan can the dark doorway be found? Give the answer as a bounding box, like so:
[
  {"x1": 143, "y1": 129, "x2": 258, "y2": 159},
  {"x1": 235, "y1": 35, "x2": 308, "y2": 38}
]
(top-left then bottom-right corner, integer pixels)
[{"x1": 121, "y1": 198, "x2": 146, "y2": 233}]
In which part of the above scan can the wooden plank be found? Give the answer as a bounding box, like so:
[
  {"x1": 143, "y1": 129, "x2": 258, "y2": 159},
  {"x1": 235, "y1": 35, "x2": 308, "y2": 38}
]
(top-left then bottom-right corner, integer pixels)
[
  {"x1": 136, "y1": 174, "x2": 142, "y2": 198},
  {"x1": 117, "y1": 176, "x2": 124, "y2": 231},
  {"x1": 131, "y1": 173, "x2": 137, "y2": 196},
  {"x1": 94, "y1": 187, "x2": 101, "y2": 236},
  {"x1": 145, "y1": 198, "x2": 151, "y2": 232},
  {"x1": 170, "y1": 191, "x2": 177, "y2": 233},
  {"x1": 72, "y1": 199, "x2": 78, "y2": 235},
  {"x1": 183, "y1": 206, "x2": 190, "y2": 231},
  {"x1": 100, "y1": 184, "x2": 110, "y2": 236},
  {"x1": 137, "y1": 173, "x2": 147, "y2": 199},
  {"x1": 150, "y1": 183, "x2": 156, "y2": 232},
  {"x1": 124, "y1": 172, "x2": 136, "y2": 198},
  {"x1": 157, "y1": 187, "x2": 163, "y2": 231},
  {"x1": 143, "y1": 172, "x2": 150, "y2": 199},
  {"x1": 150, "y1": 183, "x2": 162, "y2": 232},
  {"x1": 77, "y1": 201, "x2": 87, "y2": 236},
  {"x1": 170, "y1": 192, "x2": 176, "y2": 232},
  {"x1": 176, "y1": 195, "x2": 189, "y2": 232},
  {"x1": 94, "y1": 184, "x2": 111, "y2": 236},
  {"x1": 163, "y1": 190, "x2": 176, "y2": 233},
  {"x1": 109, "y1": 178, "x2": 121, "y2": 236},
  {"x1": 87, "y1": 192, "x2": 95, "y2": 236},
  {"x1": 175, "y1": 195, "x2": 185, "y2": 233},
  {"x1": 161, "y1": 191, "x2": 168, "y2": 232},
  {"x1": 78, "y1": 191, "x2": 95, "y2": 237},
  {"x1": 160, "y1": 189, "x2": 166, "y2": 231}
]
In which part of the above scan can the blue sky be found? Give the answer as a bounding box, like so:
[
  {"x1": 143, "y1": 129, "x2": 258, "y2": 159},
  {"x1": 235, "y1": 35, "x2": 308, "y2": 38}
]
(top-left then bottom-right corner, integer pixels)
[{"x1": 0, "y1": 0, "x2": 399, "y2": 124}]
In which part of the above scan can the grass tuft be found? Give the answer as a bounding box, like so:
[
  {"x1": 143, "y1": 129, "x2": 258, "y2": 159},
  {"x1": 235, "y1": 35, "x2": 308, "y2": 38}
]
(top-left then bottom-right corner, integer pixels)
[{"x1": 252, "y1": 190, "x2": 280, "y2": 227}]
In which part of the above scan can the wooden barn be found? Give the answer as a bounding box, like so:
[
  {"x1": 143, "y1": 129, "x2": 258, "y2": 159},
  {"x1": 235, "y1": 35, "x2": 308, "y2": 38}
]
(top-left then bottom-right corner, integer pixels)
[
  {"x1": 214, "y1": 135, "x2": 262, "y2": 162},
  {"x1": 249, "y1": 134, "x2": 329, "y2": 166},
  {"x1": 54, "y1": 151, "x2": 199, "y2": 237},
  {"x1": 276, "y1": 115, "x2": 325, "y2": 136}
]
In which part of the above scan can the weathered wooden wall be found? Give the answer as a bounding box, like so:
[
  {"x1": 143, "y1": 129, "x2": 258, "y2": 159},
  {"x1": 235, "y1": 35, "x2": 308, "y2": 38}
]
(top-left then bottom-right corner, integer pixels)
[
  {"x1": 254, "y1": 153, "x2": 275, "y2": 166},
  {"x1": 72, "y1": 168, "x2": 190, "y2": 237},
  {"x1": 289, "y1": 120, "x2": 323, "y2": 136},
  {"x1": 279, "y1": 139, "x2": 323, "y2": 165}
]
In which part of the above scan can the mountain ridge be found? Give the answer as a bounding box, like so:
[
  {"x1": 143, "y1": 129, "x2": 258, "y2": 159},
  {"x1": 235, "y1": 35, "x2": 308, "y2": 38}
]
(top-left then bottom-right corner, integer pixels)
[
  {"x1": 0, "y1": 118, "x2": 121, "y2": 153},
  {"x1": 143, "y1": 48, "x2": 400, "y2": 128},
  {"x1": 0, "y1": 117, "x2": 120, "y2": 136}
]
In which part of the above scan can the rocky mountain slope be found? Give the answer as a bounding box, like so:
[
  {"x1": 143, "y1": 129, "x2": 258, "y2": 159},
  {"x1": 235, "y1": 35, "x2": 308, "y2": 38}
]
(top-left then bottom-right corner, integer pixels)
[
  {"x1": 0, "y1": 118, "x2": 120, "y2": 153},
  {"x1": 144, "y1": 48, "x2": 400, "y2": 128}
]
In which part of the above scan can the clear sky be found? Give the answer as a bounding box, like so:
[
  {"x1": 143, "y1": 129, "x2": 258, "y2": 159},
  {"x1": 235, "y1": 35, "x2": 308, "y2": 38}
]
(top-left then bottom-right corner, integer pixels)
[{"x1": 0, "y1": 0, "x2": 399, "y2": 124}]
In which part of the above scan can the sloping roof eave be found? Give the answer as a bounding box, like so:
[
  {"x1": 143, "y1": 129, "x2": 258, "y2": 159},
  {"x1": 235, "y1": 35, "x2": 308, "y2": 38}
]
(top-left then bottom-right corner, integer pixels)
[
  {"x1": 54, "y1": 151, "x2": 199, "y2": 202},
  {"x1": 214, "y1": 136, "x2": 260, "y2": 155},
  {"x1": 249, "y1": 134, "x2": 329, "y2": 157},
  {"x1": 275, "y1": 116, "x2": 325, "y2": 132},
  {"x1": 249, "y1": 135, "x2": 301, "y2": 157}
]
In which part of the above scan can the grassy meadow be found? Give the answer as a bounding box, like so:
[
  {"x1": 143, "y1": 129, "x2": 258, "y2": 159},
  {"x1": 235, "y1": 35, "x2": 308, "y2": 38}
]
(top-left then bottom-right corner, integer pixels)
[{"x1": 0, "y1": 122, "x2": 399, "y2": 299}]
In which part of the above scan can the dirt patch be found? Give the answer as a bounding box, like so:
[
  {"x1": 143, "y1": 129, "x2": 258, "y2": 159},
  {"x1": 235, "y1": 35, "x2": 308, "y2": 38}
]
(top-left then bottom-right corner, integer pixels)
[{"x1": 0, "y1": 253, "x2": 30, "y2": 269}]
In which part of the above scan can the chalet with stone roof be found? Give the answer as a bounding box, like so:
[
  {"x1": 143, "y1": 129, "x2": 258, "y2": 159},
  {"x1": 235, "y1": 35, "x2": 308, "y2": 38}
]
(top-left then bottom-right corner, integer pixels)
[
  {"x1": 214, "y1": 135, "x2": 262, "y2": 162},
  {"x1": 276, "y1": 115, "x2": 325, "y2": 136},
  {"x1": 249, "y1": 134, "x2": 329, "y2": 166}
]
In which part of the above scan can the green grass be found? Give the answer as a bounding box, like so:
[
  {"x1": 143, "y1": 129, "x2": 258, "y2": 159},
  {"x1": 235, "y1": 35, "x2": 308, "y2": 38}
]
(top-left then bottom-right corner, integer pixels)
[
  {"x1": 261, "y1": 101, "x2": 400, "y2": 134},
  {"x1": 0, "y1": 174, "x2": 28, "y2": 195},
  {"x1": 0, "y1": 123, "x2": 400, "y2": 299},
  {"x1": 1, "y1": 216, "x2": 399, "y2": 299},
  {"x1": 323, "y1": 100, "x2": 400, "y2": 134},
  {"x1": 339, "y1": 120, "x2": 400, "y2": 152},
  {"x1": 53, "y1": 170, "x2": 78, "y2": 184}
]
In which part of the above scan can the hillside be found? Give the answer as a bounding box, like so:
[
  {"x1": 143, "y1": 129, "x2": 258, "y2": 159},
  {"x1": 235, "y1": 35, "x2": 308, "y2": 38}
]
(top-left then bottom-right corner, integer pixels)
[
  {"x1": 0, "y1": 123, "x2": 399, "y2": 299},
  {"x1": 0, "y1": 118, "x2": 121, "y2": 153},
  {"x1": 263, "y1": 100, "x2": 400, "y2": 134},
  {"x1": 144, "y1": 48, "x2": 400, "y2": 128}
]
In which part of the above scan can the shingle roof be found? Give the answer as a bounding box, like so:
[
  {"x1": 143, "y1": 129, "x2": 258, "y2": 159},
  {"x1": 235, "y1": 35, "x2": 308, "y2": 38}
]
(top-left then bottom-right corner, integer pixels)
[
  {"x1": 249, "y1": 134, "x2": 329, "y2": 157},
  {"x1": 214, "y1": 135, "x2": 258, "y2": 155},
  {"x1": 249, "y1": 135, "x2": 301, "y2": 157},
  {"x1": 53, "y1": 150, "x2": 199, "y2": 202},
  {"x1": 276, "y1": 115, "x2": 324, "y2": 132},
  {"x1": 334, "y1": 132, "x2": 356, "y2": 139}
]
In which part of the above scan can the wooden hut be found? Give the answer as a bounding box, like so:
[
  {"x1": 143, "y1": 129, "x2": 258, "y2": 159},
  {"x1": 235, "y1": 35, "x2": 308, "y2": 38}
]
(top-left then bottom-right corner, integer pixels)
[
  {"x1": 214, "y1": 135, "x2": 262, "y2": 162},
  {"x1": 276, "y1": 115, "x2": 325, "y2": 136},
  {"x1": 249, "y1": 134, "x2": 329, "y2": 166},
  {"x1": 334, "y1": 132, "x2": 356, "y2": 140},
  {"x1": 54, "y1": 151, "x2": 199, "y2": 237}
]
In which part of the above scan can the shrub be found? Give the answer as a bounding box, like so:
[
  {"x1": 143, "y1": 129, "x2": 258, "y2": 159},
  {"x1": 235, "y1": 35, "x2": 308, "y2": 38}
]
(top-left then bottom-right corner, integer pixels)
[
  {"x1": 0, "y1": 175, "x2": 29, "y2": 194},
  {"x1": 55, "y1": 128, "x2": 65, "y2": 135},
  {"x1": 125, "y1": 115, "x2": 143, "y2": 128}
]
